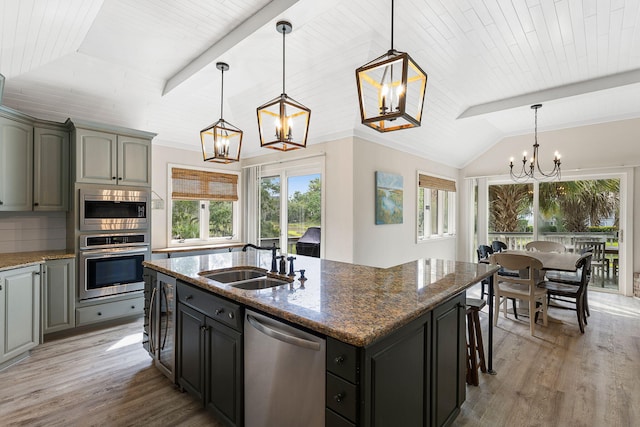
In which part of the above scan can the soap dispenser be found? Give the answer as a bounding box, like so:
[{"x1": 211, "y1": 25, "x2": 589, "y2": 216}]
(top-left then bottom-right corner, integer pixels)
[{"x1": 278, "y1": 255, "x2": 287, "y2": 275}]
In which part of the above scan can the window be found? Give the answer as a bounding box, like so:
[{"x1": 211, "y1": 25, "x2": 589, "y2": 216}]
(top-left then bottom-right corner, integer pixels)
[
  {"x1": 257, "y1": 158, "x2": 324, "y2": 255},
  {"x1": 169, "y1": 166, "x2": 239, "y2": 244},
  {"x1": 417, "y1": 173, "x2": 456, "y2": 240}
]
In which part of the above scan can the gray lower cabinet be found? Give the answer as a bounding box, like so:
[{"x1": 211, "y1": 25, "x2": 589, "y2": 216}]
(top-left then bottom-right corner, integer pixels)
[
  {"x1": 0, "y1": 265, "x2": 40, "y2": 367},
  {"x1": 42, "y1": 258, "x2": 76, "y2": 334},
  {"x1": 326, "y1": 291, "x2": 466, "y2": 427},
  {"x1": 176, "y1": 281, "x2": 243, "y2": 427}
]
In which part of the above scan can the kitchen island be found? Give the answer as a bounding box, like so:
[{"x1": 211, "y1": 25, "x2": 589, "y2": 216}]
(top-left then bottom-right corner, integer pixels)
[{"x1": 143, "y1": 252, "x2": 498, "y2": 427}]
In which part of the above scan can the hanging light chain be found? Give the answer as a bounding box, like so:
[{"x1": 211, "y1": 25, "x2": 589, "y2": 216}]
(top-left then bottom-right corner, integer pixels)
[
  {"x1": 282, "y1": 22, "x2": 286, "y2": 95},
  {"x1": 390, "y1": 0, "x2": 394, "y2": 51},
  {"x1": 220, "y1": 66, "x2": 225, "y2": 119}
]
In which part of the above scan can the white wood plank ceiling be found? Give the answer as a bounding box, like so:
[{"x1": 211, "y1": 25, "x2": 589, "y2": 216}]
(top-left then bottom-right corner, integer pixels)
[{"x1": 1, "y1": 0, "x2": 640, "y2": 168}]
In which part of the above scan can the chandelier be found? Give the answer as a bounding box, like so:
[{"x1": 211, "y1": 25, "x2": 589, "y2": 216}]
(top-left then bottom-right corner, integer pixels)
[
  {"x1": 509, "y1": 104, "x2": 561, "y2": 181},
  {"x1": 257, "y1": 21, "x2": 311, "y2": 151},
  {"x1": 355, "y1": 0, "x2": 428, "y2": 132},
  {"x1": 200, "y1": 62, "x2": 243, "y2": 163}
]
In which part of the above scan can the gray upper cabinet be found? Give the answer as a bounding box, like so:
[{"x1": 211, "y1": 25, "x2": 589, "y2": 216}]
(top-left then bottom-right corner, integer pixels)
[
  {"x1": 75, "y1": 128, "x2": 151, "y2": 186},
  {"x1": 0, "y1": 116, "x2": 33, "y2": 211},
  {"x1": 34, "y1": 127, "x2": 69, "y2": 211}
]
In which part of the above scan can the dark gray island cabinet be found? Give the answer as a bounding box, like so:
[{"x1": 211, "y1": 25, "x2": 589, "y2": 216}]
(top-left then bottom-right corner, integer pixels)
[
  {"x1": 326, "y1": 291, "x2": 465, "y2": 427},
  {"x1": 143, "y1": 254, "x2": 496, "y2": 427}
]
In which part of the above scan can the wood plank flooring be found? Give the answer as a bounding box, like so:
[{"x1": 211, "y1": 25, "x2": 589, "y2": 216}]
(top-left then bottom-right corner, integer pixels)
[{"x1": 1, "y1": 289, "x2": 638, "y2": 426}]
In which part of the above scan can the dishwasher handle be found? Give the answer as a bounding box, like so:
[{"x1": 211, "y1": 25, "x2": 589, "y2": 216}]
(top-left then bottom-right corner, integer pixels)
[{"x1": 246, "y1": 314, "x2": 321, "y2": 351}]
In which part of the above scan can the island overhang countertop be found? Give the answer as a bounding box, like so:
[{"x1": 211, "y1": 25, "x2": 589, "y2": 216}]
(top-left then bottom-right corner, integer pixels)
[{"x1": 144, "y1": 253, "x2": 498, "y2": 347}]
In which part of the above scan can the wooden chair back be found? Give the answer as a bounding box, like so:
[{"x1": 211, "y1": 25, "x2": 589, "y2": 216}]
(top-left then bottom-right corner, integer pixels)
[{"x1": 525, "y1": 240, "x2": 566, "y2": 253}]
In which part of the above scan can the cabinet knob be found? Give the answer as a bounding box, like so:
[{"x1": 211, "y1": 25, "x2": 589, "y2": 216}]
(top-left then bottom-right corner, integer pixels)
[
  {"x1": 34, "y1": 202, "x2": 39, "y2": 206},
  {"x1": 0, "y1": 285, "x2": 2, "y2": 290},
  {"x1": 0, "y1": 200, "x2": 3, "y2": 205},
  {"x1": 334, "y1": 392, "x2": 345, "y2": 403},
  {"x1": 228, "y1": 312, "x2": 234, "y2": 319},
  {"x1": 118, "y1": 177, "x2": 123, "y2": 180},
  {"x1": 201, "y1": 325, "x2": 209, "y2": 332},
  {"x1": 186, "y1": 295, "x2": 193, "y2": 301},
  {"x1": 334, "y1": 355, "x2": 345, "y2": 365},
  {"x1": 97, "y1": 312, "x2": 102, "y2": 316},
  {"x1": 131, "y1": 305, "x2": 136, "y2": 309},
  {"x1": 215, "y1": 308, "x2": 224, "y2": 315}
]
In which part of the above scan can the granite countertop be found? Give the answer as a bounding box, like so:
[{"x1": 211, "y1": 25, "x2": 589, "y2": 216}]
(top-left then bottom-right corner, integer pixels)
[
  {"x1": 145, "y1": 252, "x2": 498, "y2": 347},
  {"x1": 0, "y1": 250, "x2": 76, "y2": 272}
]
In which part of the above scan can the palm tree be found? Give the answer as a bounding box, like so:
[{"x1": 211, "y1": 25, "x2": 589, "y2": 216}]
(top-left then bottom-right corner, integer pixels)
[{"x1": 489, "y1": 184, "x2": 533, "y2": 232}]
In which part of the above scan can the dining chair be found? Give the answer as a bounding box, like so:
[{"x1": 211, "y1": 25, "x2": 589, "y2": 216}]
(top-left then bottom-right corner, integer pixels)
[
  {"x1": 525, "y1": 240, "x2": 566, "y2": 253},
  {"x1": 491, "y1": 240, "x2": 508, "y2": 253},
  {"x1": 539, "y1": 252, "x2": 592, "y2": 333},
  {"x1": 490, "y1": 253, "x2": 548, "y2": 336},
  {"x1": 544, "y1": 249, "x2": 592, "y2": 319},
  {"x1": 575, "y1": 240, "x2": 608, "y2": 281}
]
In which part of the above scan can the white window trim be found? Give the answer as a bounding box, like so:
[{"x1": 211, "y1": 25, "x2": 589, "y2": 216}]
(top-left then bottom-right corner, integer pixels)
[
  {"x1": 166, "y1": 163, "x2": 241, "y2": 247},
  {"x1": 416, "y1": 170, "x2": 457, "y2": 243}
]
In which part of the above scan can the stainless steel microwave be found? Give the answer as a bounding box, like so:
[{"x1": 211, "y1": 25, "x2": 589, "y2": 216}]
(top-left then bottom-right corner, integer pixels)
[{"x1": 79, "y1": 188, "x2": 149, "y2": 231}]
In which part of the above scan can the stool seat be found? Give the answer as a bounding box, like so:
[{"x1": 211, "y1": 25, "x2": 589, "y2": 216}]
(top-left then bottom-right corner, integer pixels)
[{"x1": 466, "y1": 297, "x2": 487, "y2": 386}]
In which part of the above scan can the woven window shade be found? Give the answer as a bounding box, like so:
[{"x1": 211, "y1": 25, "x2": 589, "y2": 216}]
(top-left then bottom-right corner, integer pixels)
[
  {"x1": 172, "y1": 167, "x2": 238, "y2": 201},
  {"x1": 418, "y1": 174, "x2": 456, "y2": 192}
]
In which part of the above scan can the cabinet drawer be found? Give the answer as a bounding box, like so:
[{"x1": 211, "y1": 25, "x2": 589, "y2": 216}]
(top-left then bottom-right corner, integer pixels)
[
  {"x1": 326, "y1": 372, "x2": 357, "y2": 423},
  {"x1": 76, "y1": 296, "x2": 143, "y2": 326},
  {"x1": 326, "y1": 408, "x2": 356, "y2": 427},
  {"x1": 327, "y1": 338, "x2": 358, "y2": 383},
  {"x1": 177, "y1": 281, "x2": 242, "y2": 331}
]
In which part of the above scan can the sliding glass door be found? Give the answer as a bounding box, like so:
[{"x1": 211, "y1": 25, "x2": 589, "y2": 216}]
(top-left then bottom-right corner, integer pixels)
[{"x1": 259, "y1": 161, "x2": 323, "y2": 256}]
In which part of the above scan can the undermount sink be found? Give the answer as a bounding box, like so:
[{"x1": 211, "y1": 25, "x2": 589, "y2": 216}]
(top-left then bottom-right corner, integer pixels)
[
  {"x1": 201, "y1": 268, "x2": 267, "y2": 283},
  {"x1": 231, "y1": 277, "x2": 291, "y2": 290}
]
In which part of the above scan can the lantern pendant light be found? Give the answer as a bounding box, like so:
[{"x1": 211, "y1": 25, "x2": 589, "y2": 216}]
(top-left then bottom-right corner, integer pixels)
[
  {"x1": 355, "y1": 0, "x2": 428, "y2": 132},
  {"x1": 257, "y1": 21, "x2": 311, "y2": 151},
  {"x1": 201, "y1": 62, "x2": 243, "y2": 163}
]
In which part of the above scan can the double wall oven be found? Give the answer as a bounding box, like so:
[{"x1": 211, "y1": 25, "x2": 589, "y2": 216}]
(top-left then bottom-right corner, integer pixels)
[{"x1": 78, "y1": 188, "x2": 150, "y2": 301}]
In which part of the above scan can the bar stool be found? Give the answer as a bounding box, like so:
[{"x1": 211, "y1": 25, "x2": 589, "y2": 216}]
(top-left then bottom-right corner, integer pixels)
[{"x1": 466, "y1": 297, "x2": 487, "y2": 386}]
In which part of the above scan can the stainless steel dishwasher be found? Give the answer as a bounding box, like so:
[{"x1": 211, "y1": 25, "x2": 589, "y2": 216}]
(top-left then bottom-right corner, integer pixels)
[{"x1": 244, "y1": 310, "x2": 326, "y2": 427}]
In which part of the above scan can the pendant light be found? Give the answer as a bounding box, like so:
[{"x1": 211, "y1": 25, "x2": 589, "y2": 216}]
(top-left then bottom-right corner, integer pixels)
[
  {"x1": 200, "y1": 62, "x2": 243, "y2": 163},
  {"x1": 509, "y1": 104, "x2": 561, "y2": 181},
  {"x1": 355, "y1": 0, "x2": 428, "y2": 132},
  {"x1": 257, "y1": 21, "x2": 311, "y2": 151}
]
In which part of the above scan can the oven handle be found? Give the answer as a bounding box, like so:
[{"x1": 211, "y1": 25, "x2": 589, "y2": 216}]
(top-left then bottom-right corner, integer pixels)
[{"x1": 79, "y1": 246, "x2": 150, "y2": 256}]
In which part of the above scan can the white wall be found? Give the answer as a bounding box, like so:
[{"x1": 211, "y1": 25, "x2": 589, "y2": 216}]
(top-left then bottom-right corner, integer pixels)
[
  {"x1": 150, "y1": 144, "x2": 241, "y2": 249},
  {"x1": 0, "y1": 211, "x2": 66, "y2": 252},
  {"x1": 351, "y1": 137, "x2": 459, "y2": 268}
]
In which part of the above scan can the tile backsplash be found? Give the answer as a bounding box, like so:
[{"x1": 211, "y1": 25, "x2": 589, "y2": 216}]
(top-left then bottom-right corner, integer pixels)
[{"x1": 0, "y1": 212, "x2": 67, "y2": 253}]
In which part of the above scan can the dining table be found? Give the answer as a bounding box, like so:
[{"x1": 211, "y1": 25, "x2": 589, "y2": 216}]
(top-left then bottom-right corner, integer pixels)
[{"x1": 480, "y1": 249, "x2": 581, "y2": 374}]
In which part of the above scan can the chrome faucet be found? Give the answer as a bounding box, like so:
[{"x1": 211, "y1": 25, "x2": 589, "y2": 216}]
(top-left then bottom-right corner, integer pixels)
[{"x1": 242, "y1": 243, "x2": 279, "y2": 273}]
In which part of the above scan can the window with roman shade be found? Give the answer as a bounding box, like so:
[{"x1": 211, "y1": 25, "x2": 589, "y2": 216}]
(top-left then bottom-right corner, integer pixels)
[
  {"x1": 169, "y1": 166, "x2": 240, "y2": 245},
  {"x1": 417, "y1": 172, "x2": 456, "y2": 240}
]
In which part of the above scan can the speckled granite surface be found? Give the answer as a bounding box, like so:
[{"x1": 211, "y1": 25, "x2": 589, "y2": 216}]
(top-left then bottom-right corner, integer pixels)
[
  {"x1": 0, "y1": 250, "x2": 76, "y2": 271},
  {"x1": 144, "y1": 253, "x2": 498, "y2": 347},
  {"x1": 152, "y1": 242, "x2": 245, "y2": 254}
]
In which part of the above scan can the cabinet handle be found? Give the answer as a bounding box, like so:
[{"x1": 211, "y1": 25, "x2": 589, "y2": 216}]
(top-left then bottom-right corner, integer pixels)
[
  {"x1": 215, "y1": 308, "x2": 224, "y2": 315},
  {"x1": 334, "y1": 355, "x2": 345, "y2": 365},
  {"x1": 334, "y1": 392, "x2": 345, "y2": 403},
  {"x1": 34, "y1": 271, "x2": 40, "y2": 276},
  {"x1": 200, "y1": 325, "x2": 209, "y2": 332}
]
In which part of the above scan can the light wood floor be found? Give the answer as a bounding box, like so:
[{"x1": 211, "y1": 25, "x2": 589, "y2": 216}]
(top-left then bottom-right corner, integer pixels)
[{"x1": 1, "y1": 290, "x2": 638, "y2": 426}]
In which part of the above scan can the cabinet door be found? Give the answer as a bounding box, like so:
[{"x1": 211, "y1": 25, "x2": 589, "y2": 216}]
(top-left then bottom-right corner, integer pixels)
[
  {"x1": 34, "y1": 127, "x2": 69, "y2": 211},
  {"x1": 75, "y1": 129, "x2": 117, "y2": 184},
  {"x1": 205, "y1": 317, "x2": 243, "y2": 426},
  {"x1": 118, "y1": 135, "x2": 151, "y2": 186},
  {"x1": 0, "y1": 116, "x2": 33, "y2": 211},
  {"x1": 431, "y1": 292, "x2": 466, "y2": 427},
  {"x1": 363, "y1": 315, "x2": 430, "y2": 427},
  {"x1": 42, "y1": 258, "x2": 75, "y2": 334},
  {"x1": 177, "y1": 303, "x2": 205, "y2": 401},
  {"x1": 0, "y1": 265, "x2": 40, "y2": 363}
]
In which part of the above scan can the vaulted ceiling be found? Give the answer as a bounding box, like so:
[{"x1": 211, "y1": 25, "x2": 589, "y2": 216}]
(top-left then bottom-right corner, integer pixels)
[{"x1": 2, "y1": 0, "x2": 640, "y2": 168}]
